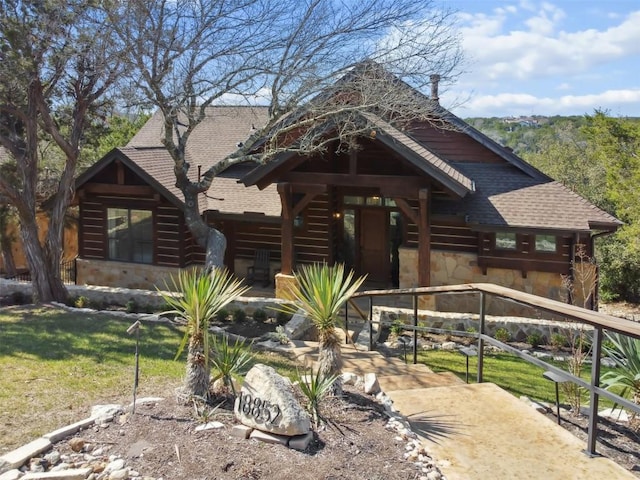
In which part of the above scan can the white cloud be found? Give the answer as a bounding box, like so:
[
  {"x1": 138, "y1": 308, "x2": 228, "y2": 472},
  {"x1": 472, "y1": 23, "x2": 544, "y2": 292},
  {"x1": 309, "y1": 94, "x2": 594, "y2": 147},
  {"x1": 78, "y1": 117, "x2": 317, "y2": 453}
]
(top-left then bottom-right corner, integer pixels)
[
  {"x1": 448, "y1": 89, "x2": 640, "y2": 117},
  {"x1": 456, "y1": 6, "x2": 640, "y2": 83}
]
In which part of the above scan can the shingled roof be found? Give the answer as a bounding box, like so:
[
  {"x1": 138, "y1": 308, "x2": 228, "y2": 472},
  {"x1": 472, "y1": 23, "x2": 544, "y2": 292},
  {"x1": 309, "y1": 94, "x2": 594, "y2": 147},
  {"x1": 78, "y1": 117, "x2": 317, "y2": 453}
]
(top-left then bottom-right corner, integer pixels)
[
  {"x1": 455, "y1": 163, "x2": 621, "y2": 231},
  {"x1": 76, "y1": 106, "x2": 281, "y2": 218}
]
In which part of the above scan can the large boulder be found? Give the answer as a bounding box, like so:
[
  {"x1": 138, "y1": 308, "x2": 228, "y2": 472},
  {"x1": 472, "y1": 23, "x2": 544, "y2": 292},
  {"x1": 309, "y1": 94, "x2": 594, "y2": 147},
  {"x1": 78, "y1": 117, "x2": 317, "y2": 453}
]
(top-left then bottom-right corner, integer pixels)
[
  {"x1": 235, "y1": 364, "x2": 310, "y2": 436},
  {"x1": 284, "y1": 310, "x2": 317, "y2": 341}
]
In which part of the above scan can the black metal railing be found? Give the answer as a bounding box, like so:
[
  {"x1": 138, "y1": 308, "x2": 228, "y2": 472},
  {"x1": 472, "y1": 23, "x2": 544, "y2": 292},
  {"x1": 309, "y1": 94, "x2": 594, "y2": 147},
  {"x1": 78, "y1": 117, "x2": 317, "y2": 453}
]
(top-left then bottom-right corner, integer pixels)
[
  {"x1": 348, "y1": 282, "x2": 640, "y2": 458},
  {"x1": 2, "y1": 257, "x2": 76, "y2": 285}
]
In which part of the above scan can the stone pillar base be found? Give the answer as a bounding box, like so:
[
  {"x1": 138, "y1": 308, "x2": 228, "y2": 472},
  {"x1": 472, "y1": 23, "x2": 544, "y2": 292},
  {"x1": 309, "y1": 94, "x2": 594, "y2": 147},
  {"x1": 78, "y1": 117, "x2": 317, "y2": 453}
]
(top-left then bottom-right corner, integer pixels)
[{"x1": 275, "y1": 273, "x2": 297, "y2": 299}]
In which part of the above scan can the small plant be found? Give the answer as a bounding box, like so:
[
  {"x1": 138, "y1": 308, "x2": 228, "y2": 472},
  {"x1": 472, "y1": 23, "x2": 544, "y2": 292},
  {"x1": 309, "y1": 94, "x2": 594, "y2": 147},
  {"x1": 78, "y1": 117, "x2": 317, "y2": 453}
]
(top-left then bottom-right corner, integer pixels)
[
  {"x1": 526, "y1": 332, "x2": 543, "y2": 348},
  {"x1": 295, "y1": 367, "x2": 339, "y2": 426},
  {"x1": 192, "y1": 395, "x2": 222, "y2": 423},
  {"x1": 125, "y1": 299, "x2": 138, "y2": 313},
  {"x1": 494, "y1": 328, "x2": 511, "y2": 343},
  {"x1": 210, "y1": 335, "x2": 253, "y2": 397},
  {"x1": 389, "y1": 319, "x2": 404, "y2": 337},
  {"x1": 215, "y1": 308, "x2": 230, "y2": 323},
  {"x1": 74, "y1": 296, "x2": 90, "y2": 308},
  {"x1": 466, "y1": 326, "x2": 478, "y2": 334},
  {"x1": 266, "y1": 325, "x2": 290, "y2": 345},
  {"x1": 444, "y1": 325, "x2": 454, "y2": 342},
  {"x1": 252, "y1": 308, "x2": 268, "y2": 323},
  {"x1": 233, "y1": 308, "x2": 247, "y2": 323},
  {"x1": 550, "y1": 333, "x2": 567, "y2": 351}
]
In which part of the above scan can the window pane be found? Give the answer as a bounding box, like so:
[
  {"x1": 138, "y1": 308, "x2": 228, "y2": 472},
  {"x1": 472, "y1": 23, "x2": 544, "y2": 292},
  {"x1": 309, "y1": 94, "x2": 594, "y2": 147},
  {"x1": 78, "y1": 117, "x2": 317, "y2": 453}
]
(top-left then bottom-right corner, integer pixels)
[
  {"x1": 366, "y1": 196, "x2": 382, "y2": 206},
  {"x1": 107, "y1": 208, "x2": 153, "y2": 263},
  {"x1": 535, "y1": 235, "x2": 556, "y2": 253},
  {"x1": 344, "y1": 196, "x2": 363, "y2": 205},
  {"x1": 108, "y1": 208, "x2": 130, "y2": 261},
  {"x1": 495, "y1": 232, "x2": 516, "y2": 250}
]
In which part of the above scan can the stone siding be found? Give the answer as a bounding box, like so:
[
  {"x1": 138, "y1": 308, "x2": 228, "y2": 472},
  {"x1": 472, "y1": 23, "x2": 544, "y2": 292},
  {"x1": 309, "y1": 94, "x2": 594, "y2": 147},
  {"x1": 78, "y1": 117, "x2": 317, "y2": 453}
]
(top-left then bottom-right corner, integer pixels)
[
  {"x1": 76, "y1": 259, "x2": 188, "y2": 291},
  {"x1": 399, "y1": 248, "x2": 565, "y2": 316}
]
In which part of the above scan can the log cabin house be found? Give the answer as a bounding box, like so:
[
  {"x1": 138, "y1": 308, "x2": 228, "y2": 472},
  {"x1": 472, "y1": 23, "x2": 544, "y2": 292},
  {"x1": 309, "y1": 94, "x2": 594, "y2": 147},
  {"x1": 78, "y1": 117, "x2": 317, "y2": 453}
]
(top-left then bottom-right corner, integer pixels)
[{"x1": 73, "y1": 73, "x2": 621, "y2": 314}]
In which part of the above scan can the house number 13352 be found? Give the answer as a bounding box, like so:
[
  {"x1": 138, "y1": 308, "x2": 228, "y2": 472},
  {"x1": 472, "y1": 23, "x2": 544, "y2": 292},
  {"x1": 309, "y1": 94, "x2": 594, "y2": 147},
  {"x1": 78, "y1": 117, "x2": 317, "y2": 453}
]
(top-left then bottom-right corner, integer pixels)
[{"x1": 237, "y1": 392, "x2": 281, "y2": 425}]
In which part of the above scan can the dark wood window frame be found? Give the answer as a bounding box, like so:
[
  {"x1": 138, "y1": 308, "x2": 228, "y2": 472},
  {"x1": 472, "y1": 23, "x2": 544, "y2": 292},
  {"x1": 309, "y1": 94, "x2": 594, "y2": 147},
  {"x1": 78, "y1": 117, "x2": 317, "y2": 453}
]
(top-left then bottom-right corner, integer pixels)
[{"x1": 106, "y1": 207, "x2": 154, "y2": 264}]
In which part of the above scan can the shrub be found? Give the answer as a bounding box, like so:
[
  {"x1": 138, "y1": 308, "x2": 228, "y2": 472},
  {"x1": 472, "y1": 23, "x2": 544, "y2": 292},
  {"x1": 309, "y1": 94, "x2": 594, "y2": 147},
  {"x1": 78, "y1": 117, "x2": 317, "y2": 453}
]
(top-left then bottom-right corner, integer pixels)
[
  {"x1": 550, "y1": 333, "x2": 567, "y2": 351},
  {"x1": 74, "y1": 296, "x2": 90, "y2": 308},
  {"x1": 252, "y1": 308, "x2": 268, "y2": 323},
  {"x1": 494, "y1": 328, "x2": 510, "y2": 343},
  {"x1": 125, "y1": 300, "x2": 138, "y2": 313},
  {"x1": 527, "y1": 332, "x2": 543, "y2": 348},
  {"x1": 215, "y1": 308, "x2": 230, "y2": 323},
  {"x1": 390, "y1": 319, "x2": 404, "y2": 337},
  {"x1": 232, "y1": 308, "x2": 247, "y2": 323},
  {"x1": 11, "y1": 291, "x2": 29, "y2": 305},
  {"x1": 294, "y1": 367, "x2": 339, "y2": 426}
]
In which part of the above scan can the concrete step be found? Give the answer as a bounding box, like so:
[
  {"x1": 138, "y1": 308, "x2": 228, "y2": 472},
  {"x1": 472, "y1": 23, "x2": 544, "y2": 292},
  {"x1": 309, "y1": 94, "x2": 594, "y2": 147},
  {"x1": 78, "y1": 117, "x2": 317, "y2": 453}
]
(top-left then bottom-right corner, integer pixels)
[{"x1": 378, "y1": 371, "x2": 464, "y2": 392}]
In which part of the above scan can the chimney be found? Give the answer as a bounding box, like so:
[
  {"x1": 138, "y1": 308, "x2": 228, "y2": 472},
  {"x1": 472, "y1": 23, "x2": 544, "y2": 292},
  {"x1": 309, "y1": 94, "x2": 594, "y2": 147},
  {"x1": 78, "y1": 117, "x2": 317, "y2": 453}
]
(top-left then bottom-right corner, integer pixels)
[{"x1": 430, "y1": 74, "x2": 440, "y2": 104}]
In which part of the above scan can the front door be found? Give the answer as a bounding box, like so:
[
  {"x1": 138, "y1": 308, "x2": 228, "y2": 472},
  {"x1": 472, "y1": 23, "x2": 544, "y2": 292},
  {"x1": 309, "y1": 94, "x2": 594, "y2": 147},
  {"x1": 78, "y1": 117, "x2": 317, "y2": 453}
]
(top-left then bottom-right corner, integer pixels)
[{"x1": 359, "y1": 209, "x2": 389, "y2": 284}]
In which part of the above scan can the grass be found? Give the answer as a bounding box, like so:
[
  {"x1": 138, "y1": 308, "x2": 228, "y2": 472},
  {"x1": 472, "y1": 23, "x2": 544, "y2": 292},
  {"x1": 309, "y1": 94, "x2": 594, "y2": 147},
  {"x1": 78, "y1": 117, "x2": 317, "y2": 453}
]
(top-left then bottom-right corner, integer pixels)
[
  {"x1": 0, "y1": 305, "x2": 298, "y2": 452},
  {"x1": 417, "y1": 349, "x2": 623, "y2": 408}
]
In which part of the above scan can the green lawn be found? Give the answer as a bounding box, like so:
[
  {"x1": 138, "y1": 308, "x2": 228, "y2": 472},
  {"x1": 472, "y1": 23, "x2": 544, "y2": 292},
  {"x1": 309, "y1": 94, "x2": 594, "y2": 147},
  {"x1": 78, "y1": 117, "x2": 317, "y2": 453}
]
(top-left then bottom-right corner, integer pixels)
[
  {"x1": 0, "y1": 305, "x2": 297, "y2": 452},
  {"x1": 416, "y1": 349, "x2": 621, "y2": 407}
]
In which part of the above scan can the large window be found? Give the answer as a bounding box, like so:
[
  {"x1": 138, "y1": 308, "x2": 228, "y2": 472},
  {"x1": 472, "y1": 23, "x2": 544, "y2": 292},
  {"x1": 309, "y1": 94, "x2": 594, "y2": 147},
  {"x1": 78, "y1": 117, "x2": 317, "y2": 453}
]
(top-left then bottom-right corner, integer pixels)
[
  {"x1": 495, "y1": 232, "x2": 517, "y2": 250},
  {"x1": 107, "y1": 208, "x2": 153, "y2": 263},
  {"x1": 535, "y1": 234, "x2": 557, "y2": 253}
]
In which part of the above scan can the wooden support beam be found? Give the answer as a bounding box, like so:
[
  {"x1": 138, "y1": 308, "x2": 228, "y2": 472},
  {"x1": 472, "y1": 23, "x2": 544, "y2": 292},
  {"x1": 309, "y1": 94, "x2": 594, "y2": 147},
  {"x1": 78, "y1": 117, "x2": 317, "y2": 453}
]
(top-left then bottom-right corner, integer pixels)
[
  {"x1": 277, "y1": 183, "x2": 294, "y2": 275},
  {"x1": 418, "y1": 188, "x2": 430, "y2": 287},
  {"x1": 282, "y1": 172, "x2": 427, "y2": 190},
  {"x1": 393, "y1": 198, "x2": 419, "y2": 225},
  {"x1": 83, "y1": 183, "x2": 156, "y2": 196}
]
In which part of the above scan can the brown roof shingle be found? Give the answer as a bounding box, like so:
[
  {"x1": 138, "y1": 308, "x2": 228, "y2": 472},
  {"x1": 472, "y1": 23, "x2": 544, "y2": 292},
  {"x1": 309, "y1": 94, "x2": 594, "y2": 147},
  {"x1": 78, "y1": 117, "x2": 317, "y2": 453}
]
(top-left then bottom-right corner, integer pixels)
[{"x1": 455, "y1": 163, "x2": 620, "y2": 231}]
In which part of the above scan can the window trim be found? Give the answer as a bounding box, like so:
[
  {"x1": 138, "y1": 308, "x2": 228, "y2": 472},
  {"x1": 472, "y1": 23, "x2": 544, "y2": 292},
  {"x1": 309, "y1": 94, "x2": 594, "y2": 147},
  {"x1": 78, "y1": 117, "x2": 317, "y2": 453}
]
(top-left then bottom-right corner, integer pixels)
[
  {"x1": 494, "y1": 231, "x2": 517, "y2": 251},
  {"x1": 534, "y1": 234, "x2": 557, "y2": 253}
]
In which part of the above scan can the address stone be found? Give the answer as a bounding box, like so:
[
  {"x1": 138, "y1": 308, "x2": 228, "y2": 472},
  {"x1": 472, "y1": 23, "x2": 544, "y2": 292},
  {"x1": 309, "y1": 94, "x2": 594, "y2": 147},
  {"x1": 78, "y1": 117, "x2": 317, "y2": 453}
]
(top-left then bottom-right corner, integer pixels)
[{"x1": 235, "y1": 364, "x2": 310, "y2": 436}]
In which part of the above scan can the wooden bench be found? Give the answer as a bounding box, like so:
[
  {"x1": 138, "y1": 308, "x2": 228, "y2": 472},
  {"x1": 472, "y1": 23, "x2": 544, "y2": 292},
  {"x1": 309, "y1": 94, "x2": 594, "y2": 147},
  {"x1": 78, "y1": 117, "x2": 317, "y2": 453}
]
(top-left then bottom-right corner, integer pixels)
[{"x1": 246, "y1": 249, "x2": 271, "y2": 286}]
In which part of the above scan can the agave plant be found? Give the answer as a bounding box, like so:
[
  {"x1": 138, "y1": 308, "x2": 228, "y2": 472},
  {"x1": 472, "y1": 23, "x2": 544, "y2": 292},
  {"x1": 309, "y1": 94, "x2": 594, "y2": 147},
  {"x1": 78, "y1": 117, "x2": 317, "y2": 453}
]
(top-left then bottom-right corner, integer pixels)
[
  {"x1": 158, "y1": 268, "x2": 249, "y2": 400},
  {"x1": 210, "y1": 335, "x2": 253, "y2": 396},
  {"x1": 295, "y1": 367, "x2": 340, "y2": 426},
  {"x1": 601, "y1": 330, "x2": 640, "y2": 429},
  {"x1": 281, "y1": 262, "x2": 366, "y2": 394}
]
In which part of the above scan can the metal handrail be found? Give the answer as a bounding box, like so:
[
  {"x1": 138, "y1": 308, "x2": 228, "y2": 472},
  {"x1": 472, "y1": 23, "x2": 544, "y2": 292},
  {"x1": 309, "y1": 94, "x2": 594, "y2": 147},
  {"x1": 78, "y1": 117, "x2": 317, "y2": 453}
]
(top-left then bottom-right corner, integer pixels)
[{"x1": 350, "y1": 282, "x2": 640, "y2": 457}]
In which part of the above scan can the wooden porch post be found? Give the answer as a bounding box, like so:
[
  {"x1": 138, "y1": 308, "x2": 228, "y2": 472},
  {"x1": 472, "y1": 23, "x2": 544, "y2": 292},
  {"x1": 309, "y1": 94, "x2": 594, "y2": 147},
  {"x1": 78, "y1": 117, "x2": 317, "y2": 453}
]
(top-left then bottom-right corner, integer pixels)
[
  {"x1": 277, "y1": 183, "x2": 294, "y2": 275},
  {"x1": 418, "y1": 188, "x2": 430, "y2": 286}
]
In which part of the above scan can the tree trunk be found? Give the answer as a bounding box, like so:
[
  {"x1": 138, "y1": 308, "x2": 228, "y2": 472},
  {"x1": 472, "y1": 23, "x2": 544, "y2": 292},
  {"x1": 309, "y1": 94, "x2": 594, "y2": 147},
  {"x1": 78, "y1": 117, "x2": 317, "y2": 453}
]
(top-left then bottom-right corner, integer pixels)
[
  {"x1": 181, "y1": 341, "x2": 211, "y2": 401},
  {"x1": 318, "y1": 327, "x2": 343, "y2": 395},
  {"x1": 0, "y1": 233, "x2": 17, "y2": 277}
]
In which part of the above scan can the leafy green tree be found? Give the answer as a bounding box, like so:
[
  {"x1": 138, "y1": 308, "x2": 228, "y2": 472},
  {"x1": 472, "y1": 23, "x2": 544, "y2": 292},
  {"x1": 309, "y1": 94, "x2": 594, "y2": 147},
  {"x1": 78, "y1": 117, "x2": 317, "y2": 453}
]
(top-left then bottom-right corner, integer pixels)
[
  {"x1": 280, "y1": 263, "x2": 366, "y2": 394},
  {"x1": 0, "y1": 0, "x2": 123, "y2": 302},
  {"x1": 158, "y1": 268, "x2": 249, "y2": 400}
]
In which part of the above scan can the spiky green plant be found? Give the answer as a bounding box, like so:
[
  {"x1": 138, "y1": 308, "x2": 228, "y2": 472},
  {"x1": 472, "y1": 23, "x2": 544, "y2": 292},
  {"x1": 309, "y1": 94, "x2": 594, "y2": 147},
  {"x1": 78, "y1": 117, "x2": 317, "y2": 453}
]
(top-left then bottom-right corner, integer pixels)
[
  {"x1": 158, "y1": 268, "x2": 249, "y2": 400},
  {"x1": 280, "y1": 263, "x2": 366, "y2": 394},
  {"x1": 602, "y1": 331, "x2": 640, "y2": 429},
  {"x1": 295, "y1": 367, "x2": 339, "y2": 426},
  {"x1": 210, "y1": 335, "x2": 253, "y2": 396}
]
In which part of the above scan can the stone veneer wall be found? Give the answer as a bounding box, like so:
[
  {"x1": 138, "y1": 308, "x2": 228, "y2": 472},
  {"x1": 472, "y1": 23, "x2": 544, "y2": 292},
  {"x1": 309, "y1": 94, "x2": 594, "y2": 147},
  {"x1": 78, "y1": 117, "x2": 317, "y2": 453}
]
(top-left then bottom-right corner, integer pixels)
[
  {"x1": 77, "y1": 258, "x2": 282, "y2": 291},
  {"x1": 399, "y1": 247, "x2": 565, "y2": 317},
  {"x1": 76, "y1": 259, "x2": 187, "y2": 291}
]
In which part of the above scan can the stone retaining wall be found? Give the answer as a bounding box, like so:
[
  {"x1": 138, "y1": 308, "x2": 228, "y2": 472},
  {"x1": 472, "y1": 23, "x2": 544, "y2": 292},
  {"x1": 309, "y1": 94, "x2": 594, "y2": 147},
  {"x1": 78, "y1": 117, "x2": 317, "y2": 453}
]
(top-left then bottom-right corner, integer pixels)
[
  {"x1": 374, "y1": 305, "x2": 590, "y2": 344},
  {"x1": 399, "y1": 248, "x2": 565, "y2": 317}
]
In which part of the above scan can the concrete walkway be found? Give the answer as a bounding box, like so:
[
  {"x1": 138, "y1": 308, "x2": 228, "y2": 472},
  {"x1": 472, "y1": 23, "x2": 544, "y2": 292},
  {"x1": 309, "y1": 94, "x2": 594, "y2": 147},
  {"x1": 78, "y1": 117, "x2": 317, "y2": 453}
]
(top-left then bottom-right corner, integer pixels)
[{"x1": 293, "y1": 341, "x2": 637, "y2": 480}]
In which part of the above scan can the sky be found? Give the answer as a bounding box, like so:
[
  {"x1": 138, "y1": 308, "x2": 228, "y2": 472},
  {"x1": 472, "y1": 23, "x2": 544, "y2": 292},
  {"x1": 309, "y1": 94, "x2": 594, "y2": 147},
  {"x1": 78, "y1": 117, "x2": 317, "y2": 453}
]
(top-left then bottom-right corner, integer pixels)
[{"x1": 439, "y1": 0, "x2": 640, "y2": 118}]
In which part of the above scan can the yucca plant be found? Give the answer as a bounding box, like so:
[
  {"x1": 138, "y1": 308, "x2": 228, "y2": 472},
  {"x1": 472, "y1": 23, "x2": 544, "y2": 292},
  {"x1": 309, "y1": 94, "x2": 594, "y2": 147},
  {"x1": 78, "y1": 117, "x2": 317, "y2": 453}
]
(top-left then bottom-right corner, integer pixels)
[
  {"x1": 158, "y1": 268, "x2": 249, "y2": 400},
  {"x1": 602, "y1": 331, "x2": 640, "y2": 429},
  {"x1": 210, "y1": 335, "x2": 253, "y2": 396},
  {"x1": 295, "y1": 367, "x2": 339, "y2": 426},
  {"x1": 280, "y1": 263, "x2": 366, "y2": 394}
]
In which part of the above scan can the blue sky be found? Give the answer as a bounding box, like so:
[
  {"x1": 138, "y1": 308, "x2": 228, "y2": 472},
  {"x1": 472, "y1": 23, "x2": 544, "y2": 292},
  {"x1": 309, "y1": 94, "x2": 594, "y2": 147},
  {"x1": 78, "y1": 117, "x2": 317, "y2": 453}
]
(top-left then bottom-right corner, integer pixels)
[{"x1": 440, "y1": 0, "x2": 640, "y2": 117}]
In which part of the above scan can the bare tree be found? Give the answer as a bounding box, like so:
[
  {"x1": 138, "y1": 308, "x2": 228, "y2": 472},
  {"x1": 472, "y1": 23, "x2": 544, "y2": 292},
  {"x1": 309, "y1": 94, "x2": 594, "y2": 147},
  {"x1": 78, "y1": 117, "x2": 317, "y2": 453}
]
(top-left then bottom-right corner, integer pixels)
[
  {"x1": 112, "y1": 0, "x2": 464, "y2": 267},
  {"x1": 0, "y1": 0, "x2": 123, "y2": 302}
]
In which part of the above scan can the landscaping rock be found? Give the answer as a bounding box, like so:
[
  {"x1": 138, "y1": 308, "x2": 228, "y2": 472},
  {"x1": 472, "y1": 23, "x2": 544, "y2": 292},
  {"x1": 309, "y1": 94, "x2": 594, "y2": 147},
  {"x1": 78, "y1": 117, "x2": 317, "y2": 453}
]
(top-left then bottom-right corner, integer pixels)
[
  {"x1": 236, "y1": 364, "x2": 310, "y2": 436},
  {"x1": 363, "y1": 373, "x2": 381, "y2": 395},
  {"x1": 68, "y1": 439, "x2": 85, "y2": 453},
  {"x1": 0, "y1": 437, "x2": 52, "y2": 472},
  {"x1": 284, "y1": 311, "x2": 315, "y2": 341}
]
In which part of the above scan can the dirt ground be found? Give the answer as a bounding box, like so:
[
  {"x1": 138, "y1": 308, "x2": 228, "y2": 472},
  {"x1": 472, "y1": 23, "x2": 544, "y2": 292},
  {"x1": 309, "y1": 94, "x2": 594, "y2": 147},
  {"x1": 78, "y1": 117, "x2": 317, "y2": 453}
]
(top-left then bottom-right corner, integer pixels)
[{"x1": 55, "y1": 385, "x2": 425, "y2": 480}]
